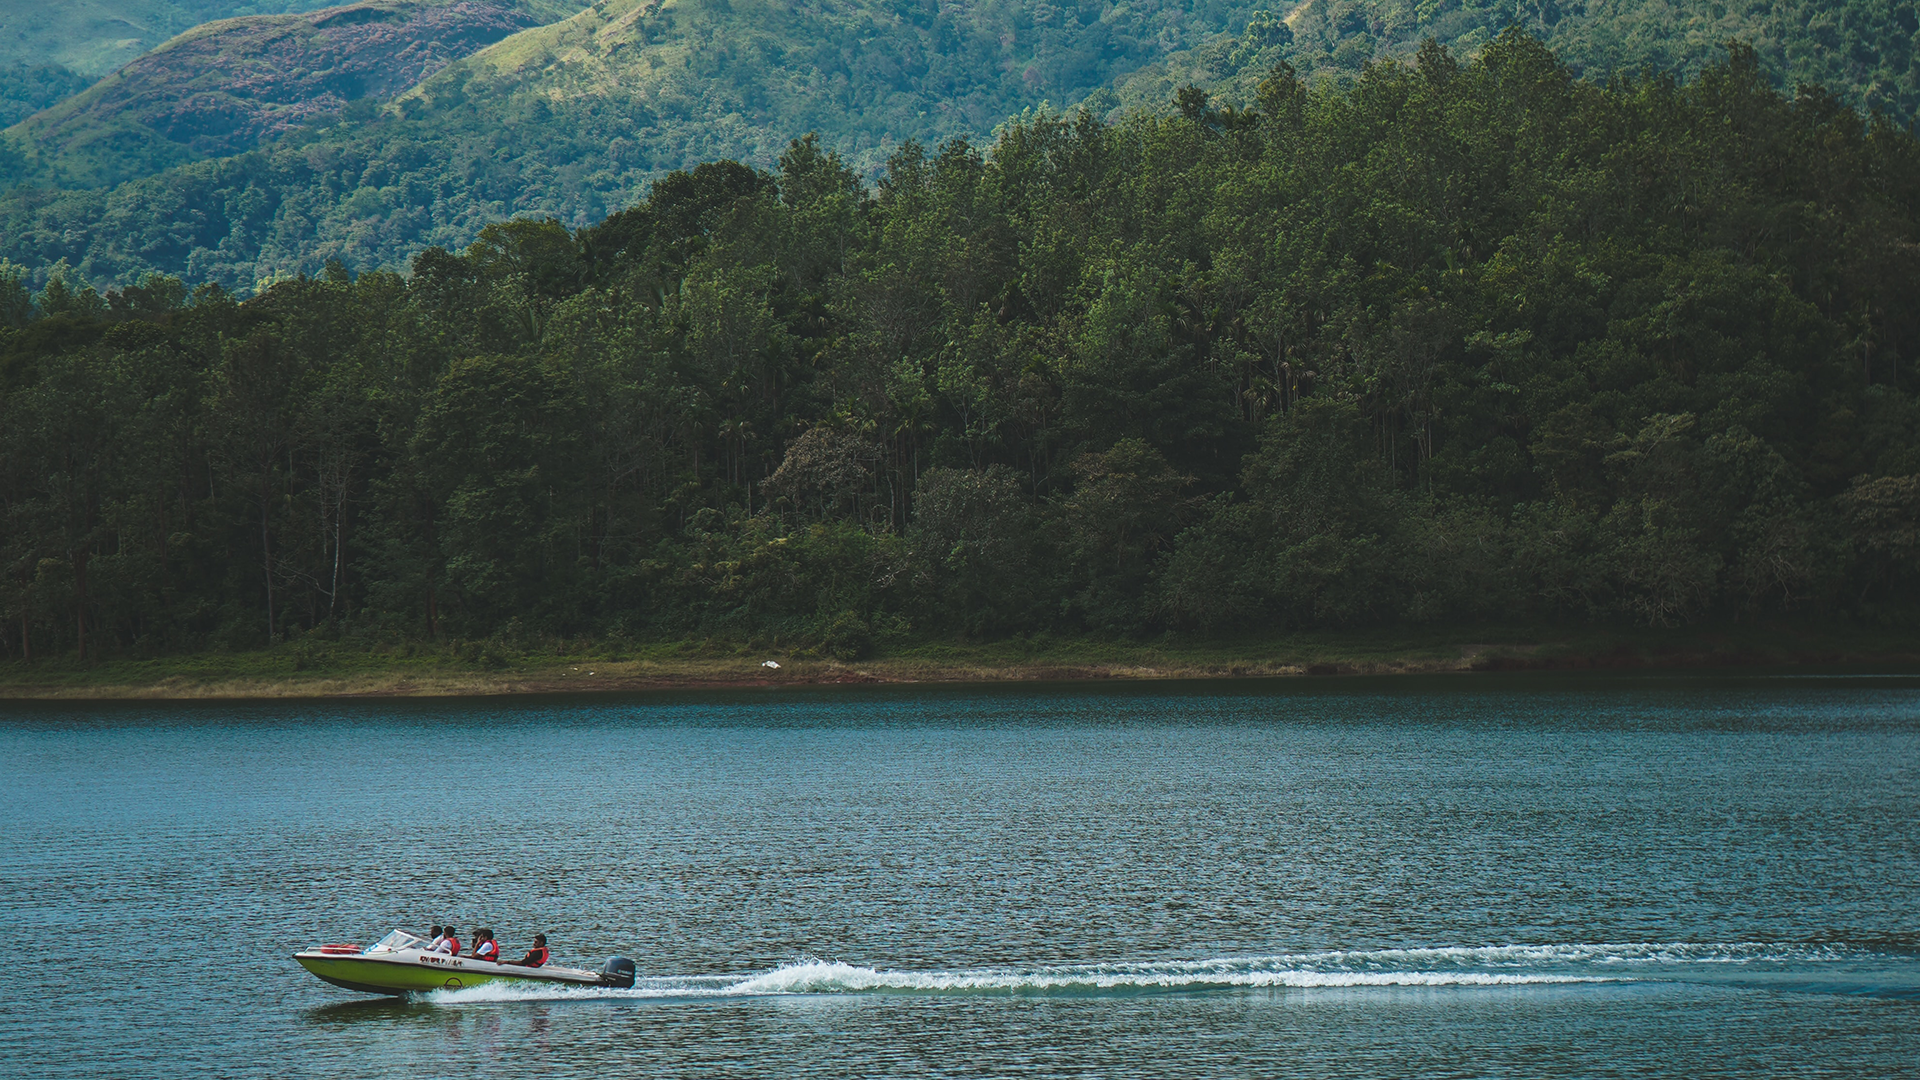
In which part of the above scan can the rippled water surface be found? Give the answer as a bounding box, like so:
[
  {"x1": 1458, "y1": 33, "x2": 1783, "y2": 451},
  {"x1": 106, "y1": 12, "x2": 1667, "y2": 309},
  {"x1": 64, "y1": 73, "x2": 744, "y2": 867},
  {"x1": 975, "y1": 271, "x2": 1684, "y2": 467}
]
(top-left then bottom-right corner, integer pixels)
[{"x1": 3, "y1": 674, "x2": 1918, "y2": 1078}]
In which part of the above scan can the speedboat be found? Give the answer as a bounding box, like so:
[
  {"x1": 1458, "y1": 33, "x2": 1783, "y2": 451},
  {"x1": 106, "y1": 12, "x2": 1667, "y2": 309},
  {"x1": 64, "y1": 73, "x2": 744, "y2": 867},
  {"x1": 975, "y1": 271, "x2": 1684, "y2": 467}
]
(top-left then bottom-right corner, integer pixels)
[{"x1": 294, "y1": 930, "x2": 636, "y2": 996}]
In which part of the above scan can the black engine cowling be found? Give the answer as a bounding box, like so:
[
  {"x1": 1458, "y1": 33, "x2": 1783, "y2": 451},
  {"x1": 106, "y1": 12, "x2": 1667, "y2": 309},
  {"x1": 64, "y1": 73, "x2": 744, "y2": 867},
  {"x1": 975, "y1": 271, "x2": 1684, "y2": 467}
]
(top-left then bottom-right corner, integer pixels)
[{"x1": 598, "y1": 956, "x2": 636, "y2": 989}]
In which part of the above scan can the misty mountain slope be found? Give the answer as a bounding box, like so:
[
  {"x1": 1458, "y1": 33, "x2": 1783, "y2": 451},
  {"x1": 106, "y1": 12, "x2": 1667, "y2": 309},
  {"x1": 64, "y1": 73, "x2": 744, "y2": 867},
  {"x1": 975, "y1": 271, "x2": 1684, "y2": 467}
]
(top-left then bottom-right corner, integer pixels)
[
  {"x1": 0, "y1": 0, "x2": 344, "y2": 75},
  {"x1": 0, "y1": 0, "x2": 1259, "y2": 289},
  {"x1": 393, "y1": 0, "x2": 1255, "y2": 174},
  {"x1": 4, "y1": 0, "x2": 1916, "y2": 293},
  {"x1": 4, "y1": 0, "x2": 582, "y2": 189}
]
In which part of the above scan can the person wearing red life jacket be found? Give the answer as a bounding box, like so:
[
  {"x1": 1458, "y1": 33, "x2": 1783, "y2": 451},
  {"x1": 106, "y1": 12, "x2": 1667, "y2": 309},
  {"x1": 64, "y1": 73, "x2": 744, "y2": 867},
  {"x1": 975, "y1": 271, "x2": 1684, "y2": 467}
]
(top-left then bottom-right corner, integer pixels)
[
  {"x1": 507, "y1": 933, "x2": 549, "y2": 968},
  {"x1": 433, "y1": 927, "x2": 461, "y2": 956},
  {"x1": 473, "y1": 930, "x2": 500, "y2": 962}
]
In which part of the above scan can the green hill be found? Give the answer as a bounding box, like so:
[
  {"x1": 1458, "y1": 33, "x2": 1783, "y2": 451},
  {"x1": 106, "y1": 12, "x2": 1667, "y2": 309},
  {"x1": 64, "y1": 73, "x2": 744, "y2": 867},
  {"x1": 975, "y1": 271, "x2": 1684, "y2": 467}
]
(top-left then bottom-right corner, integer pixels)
[
  {"x1": 0, "y1": 0, "x2": 344, "y2": 77},
  {"x1": 372, "y1": 0, "x2": 1257, "y2": 182},
  {"x1": 3, "y1": 0, "x2": 1917, "y2": 291},
  {"x1": 1119, "y1": 0, "x2": 1920, "y2": 124},
  {"x1": 0, "y1": 0, "x2": 1260, "y2": 290},
  {"x1": 5, "y1": 0, "x2": 580, "y2": 189},
  {"x1": 0, "y1": 1, "x2": 500, "y2": 134}
]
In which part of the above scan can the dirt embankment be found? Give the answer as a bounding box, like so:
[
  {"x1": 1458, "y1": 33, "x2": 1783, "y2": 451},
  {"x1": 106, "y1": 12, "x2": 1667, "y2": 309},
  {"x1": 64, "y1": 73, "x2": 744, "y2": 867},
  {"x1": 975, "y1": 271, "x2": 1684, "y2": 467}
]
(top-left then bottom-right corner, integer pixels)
[{"x1": 5, "y1": 633, "x2": 1917, "y2": 700}]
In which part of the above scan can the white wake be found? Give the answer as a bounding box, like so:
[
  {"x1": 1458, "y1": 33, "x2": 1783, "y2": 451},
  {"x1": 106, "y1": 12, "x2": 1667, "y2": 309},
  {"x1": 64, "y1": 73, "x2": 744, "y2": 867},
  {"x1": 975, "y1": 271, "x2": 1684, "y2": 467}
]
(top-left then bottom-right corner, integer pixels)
[{"x1": 424, "y1": 941, "x2": 1859, "y2": 1004}]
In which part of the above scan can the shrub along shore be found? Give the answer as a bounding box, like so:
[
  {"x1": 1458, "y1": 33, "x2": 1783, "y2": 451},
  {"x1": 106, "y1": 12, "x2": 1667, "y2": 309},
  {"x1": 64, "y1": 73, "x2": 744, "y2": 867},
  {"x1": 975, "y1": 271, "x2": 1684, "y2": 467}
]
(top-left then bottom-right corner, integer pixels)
[{"x1": 2, "y1": 624, "x2": 1915, "y2": 699}]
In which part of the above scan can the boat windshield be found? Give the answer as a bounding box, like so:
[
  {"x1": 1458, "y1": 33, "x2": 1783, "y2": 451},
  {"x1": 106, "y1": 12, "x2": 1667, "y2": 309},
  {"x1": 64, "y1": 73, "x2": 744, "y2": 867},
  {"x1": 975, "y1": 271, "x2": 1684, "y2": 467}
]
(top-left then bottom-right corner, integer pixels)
[{"x1": 368, "y1": 930, "x2": 427, "y2": 954}]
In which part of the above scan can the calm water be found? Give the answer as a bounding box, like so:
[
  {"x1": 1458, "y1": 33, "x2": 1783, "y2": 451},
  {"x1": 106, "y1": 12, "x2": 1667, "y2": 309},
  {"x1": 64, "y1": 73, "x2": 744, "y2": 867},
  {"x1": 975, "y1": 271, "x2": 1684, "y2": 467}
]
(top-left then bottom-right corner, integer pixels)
[{"x1": 3, "y1": 674, "x2": 1918, "y2": 1078}]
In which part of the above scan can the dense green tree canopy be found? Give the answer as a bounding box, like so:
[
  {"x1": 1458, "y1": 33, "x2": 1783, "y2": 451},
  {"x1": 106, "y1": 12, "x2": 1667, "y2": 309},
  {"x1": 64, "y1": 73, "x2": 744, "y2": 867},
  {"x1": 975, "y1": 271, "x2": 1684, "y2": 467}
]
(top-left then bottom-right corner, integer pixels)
[
  {"x1": 1129, "y1": 0, "x2": 1920, "y2": 126},
  {"x1": 0, "y1": 65, "x2": 93, "y2": 129},
  {"x1": 4, "y1": 33, "x2": 1918, "y2": 660}
]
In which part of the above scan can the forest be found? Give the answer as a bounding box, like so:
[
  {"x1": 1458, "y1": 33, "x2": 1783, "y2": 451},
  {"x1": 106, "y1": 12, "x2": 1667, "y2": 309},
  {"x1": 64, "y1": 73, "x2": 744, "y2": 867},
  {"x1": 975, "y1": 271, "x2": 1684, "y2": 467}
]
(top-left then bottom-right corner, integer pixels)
[
  {"x1": 9, "y1": 0, "x2": 1920, "y2": 296},
  {"x1": 4, "y1": 32, "x2": 1920, "y2": 662}
]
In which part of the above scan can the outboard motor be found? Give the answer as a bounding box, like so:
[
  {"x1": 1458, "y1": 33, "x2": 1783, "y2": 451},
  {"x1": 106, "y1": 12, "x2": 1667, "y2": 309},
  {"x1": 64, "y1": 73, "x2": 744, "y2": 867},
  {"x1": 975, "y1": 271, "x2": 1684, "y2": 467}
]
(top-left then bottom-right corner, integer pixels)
[{"x1": 598, "y1": 956, "x2": 637, "y2": 989}]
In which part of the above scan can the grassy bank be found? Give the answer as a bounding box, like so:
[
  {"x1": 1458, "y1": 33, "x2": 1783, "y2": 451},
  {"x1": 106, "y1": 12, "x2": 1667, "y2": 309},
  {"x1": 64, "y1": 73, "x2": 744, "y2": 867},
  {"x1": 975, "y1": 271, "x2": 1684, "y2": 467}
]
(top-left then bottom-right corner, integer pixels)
[{"x1": 2, "y1": 622, "x2": 1918, "y2": 699}]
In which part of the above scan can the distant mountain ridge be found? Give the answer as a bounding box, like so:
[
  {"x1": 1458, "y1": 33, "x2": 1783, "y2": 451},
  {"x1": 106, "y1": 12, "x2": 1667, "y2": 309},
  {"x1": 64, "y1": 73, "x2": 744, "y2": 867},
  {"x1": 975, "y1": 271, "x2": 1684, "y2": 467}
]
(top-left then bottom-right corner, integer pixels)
[
  {"x1": 0, "y1": 0, "x2": 343, "y2": 76},
  {"x1": 5, "y1": 0, "x2": 580, "y2": 189},
  {"x1": 0, "y1": 0, "x2": 1261, "y2": 289},
  {"x1": 2, "y1": 0, "x2": 1917, "y2": 292}
]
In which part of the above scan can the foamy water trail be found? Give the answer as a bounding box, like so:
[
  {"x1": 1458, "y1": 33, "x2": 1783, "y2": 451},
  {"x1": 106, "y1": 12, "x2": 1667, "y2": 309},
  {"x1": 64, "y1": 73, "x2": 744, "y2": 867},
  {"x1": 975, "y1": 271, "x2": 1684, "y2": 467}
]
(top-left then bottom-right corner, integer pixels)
[{"x1": 426, "y1": 942, "x2": 1891, "y2": 1004}]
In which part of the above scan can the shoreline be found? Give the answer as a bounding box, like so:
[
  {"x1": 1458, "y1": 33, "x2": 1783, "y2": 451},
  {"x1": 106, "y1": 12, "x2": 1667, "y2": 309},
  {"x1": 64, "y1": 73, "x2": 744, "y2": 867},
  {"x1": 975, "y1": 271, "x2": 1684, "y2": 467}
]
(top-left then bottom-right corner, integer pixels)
[{"x1": 3, "y1": 628, "x2": 1918, "y2": 700}]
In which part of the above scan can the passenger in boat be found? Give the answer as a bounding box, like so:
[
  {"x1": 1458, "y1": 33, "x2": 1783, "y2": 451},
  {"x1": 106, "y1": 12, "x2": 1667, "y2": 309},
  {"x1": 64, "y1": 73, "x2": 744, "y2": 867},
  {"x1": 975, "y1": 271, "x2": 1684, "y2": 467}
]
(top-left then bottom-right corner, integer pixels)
[
  {"x1": 425, "y1": 924, "x2": 445, "y2": 951},
  {"x1": 506, "y1": 933, "x2": 549, "y2": 967},
  {"x1": 434, "y1": 927, "x2": 461, "y2": 955},
  {"x1": 473, "y1": 929, "x2": 500, "y2": 962}
]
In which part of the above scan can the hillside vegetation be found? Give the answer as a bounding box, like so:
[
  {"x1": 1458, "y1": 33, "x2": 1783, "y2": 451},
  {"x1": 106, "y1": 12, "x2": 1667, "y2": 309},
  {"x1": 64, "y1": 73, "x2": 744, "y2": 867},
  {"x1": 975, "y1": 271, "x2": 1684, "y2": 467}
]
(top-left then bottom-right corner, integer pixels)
[
  {"x1": 4, "y1": 0, "x2": 579, "y2": 190},
  {"x1": 0, "y1": 0, "x2": 1258, "y2": 290},
  {"x1": 1125, "y1": 0, "x2": 1920, "y2": 126},
  {"x1": 3, "y1": 34, "x2": 1918, "y2": 661},
  {"x1": 5, "y1": 0, "x2": 1920, "y2": 291},
  {"x1": 0, "y1": 66, "x2": 95, "y2": 130},
  {"x1": 0, "y1": 0, "x2": 343, "y2": 75}
]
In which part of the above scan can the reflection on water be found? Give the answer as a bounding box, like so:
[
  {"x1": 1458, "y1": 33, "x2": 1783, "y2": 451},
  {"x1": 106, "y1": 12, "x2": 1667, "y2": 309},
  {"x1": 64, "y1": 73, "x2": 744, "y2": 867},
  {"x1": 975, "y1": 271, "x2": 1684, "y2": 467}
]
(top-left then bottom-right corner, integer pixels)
[
  {"x1": 304, "y1": 998, "x2": 435, "y2": 1025},
  {"x1": 4, "y1": 674, "x2": 1919, "y2": 1078}
]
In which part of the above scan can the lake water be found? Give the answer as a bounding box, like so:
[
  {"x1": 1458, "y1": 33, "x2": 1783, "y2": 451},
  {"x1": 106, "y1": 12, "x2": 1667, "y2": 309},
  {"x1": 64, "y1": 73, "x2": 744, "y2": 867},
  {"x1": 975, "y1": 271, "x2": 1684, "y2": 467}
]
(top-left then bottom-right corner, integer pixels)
[{"x1": 3, "y1": 674, "x2": 1917, "y2": 1078}]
